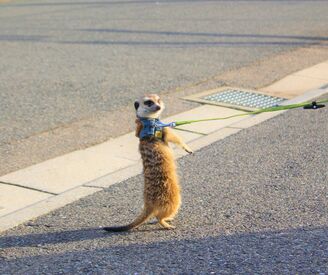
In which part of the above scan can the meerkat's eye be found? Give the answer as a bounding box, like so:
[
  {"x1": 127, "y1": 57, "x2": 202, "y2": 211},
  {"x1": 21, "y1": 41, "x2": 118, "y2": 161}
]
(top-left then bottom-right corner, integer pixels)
[{"x1": 144, "y1": 100, "x2": 154, "y2": 107}]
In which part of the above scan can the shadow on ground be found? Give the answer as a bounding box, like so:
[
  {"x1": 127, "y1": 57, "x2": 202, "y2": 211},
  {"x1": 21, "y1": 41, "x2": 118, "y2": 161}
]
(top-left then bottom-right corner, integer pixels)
[
  {"x1": 0, "y1": 227, "x2": 106, "y2": 248},
  {"x1": 1, "y1": 226, "x2": 327, "y2": 273}
]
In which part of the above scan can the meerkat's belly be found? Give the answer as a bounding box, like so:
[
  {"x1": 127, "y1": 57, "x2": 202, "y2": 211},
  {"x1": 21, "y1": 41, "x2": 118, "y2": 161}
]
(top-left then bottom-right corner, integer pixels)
[{"x1": 139, "y1": 140, "x2": 180, "y2": 205}]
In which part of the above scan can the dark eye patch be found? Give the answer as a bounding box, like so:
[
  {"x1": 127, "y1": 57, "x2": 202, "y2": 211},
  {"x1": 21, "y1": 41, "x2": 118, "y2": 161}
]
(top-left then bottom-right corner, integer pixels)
[{"x1": 144, "y1": 100, "x2": 154, "y2": 107}]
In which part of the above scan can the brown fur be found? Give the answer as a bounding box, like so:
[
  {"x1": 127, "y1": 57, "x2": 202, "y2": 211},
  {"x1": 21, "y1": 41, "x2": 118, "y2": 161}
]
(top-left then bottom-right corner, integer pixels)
[{"x1": 103, "y1": 94, "x2": 192, "y2": 232}]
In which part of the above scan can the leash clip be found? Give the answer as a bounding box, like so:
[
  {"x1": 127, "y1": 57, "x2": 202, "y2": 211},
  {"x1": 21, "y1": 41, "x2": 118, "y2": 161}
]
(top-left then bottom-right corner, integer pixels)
[{"x1": 303, "y1": 101, "x2": 325, "y2": 110}]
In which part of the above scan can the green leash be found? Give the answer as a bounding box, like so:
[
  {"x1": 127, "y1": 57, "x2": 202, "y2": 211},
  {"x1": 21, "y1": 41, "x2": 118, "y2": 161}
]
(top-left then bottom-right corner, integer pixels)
[{"x1": 174, "y1": 98, "x2": 328, "y2": 127}]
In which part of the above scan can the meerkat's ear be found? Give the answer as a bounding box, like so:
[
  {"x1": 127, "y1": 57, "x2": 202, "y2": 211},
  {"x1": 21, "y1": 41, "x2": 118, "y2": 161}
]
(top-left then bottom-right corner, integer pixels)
[{"x1": 134, "y1": 101, "x2": 140, "y2": 110}]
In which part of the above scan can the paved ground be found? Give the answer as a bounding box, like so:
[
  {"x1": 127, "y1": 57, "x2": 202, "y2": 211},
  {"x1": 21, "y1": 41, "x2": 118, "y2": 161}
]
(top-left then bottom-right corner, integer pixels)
[
  {"x1": 1, "y1": 0, "x2": 328, "y2": 176},
  {"x1": 2, "y1": 0, "x2": 328, "y2": 143},
  {"x1": 1, "y1": 94, "x2": 327, "y2": 274}
]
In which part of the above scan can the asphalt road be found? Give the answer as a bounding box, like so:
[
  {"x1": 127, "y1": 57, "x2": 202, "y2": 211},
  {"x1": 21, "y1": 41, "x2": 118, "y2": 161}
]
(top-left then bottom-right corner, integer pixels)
[
  {"x1": 0, "y1": 94, "x2": 327, "y2": 273},
  {"x1": 1, "y1": 0, "x2": 328, "y2": 146}
]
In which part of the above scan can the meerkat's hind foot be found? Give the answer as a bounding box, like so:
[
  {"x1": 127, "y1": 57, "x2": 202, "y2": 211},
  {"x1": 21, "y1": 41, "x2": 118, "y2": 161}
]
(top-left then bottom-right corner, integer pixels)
[{"x1": 159, "y1": 219, "x2": 176, "y2": 230}]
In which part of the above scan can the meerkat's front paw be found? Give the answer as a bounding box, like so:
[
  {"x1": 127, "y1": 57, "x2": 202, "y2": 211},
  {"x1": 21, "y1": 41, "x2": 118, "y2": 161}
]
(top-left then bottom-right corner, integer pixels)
[{"x1": 183, "y1": 145, "x2": 193, "y2": 154}]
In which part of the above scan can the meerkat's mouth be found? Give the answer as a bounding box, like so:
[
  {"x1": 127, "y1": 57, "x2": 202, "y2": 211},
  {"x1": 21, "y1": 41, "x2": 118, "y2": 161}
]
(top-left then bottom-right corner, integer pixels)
[{"x1": 145, "y1": 107, "x2": 161, "y2": 113}]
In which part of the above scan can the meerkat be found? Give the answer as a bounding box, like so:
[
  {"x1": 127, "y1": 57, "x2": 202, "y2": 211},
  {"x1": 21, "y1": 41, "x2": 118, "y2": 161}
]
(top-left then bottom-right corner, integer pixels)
[{"x1": 103, "y1": 94, "x2": 192, "y2": 232}]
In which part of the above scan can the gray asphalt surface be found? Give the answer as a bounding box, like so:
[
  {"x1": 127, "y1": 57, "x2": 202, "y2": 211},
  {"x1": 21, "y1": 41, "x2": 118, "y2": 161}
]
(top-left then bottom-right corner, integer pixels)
[
  {"x1": 1, "y1": 0, "x2": 328, "y2": 145},
  {"x1": 1, "y1": 94, "x2": 327, "y2": 274}
]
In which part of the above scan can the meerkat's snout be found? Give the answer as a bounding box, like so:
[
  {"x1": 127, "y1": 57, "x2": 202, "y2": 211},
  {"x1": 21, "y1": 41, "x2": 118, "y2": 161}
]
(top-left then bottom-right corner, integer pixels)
[{"x1": 155, "y1": 105, "x2": 161, "y2": 111}]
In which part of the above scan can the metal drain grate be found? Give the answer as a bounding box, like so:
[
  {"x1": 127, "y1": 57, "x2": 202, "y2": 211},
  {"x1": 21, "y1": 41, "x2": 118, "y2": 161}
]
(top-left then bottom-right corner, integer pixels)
[{"x1": 184, "y1": 87, "x2": 286, "y2": 111}]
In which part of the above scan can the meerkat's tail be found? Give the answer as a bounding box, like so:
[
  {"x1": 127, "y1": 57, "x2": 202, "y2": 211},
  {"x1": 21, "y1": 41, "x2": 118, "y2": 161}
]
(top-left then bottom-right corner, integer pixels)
[{"x1": 103, "y1": 209, "x2": 153, "y2": 232}]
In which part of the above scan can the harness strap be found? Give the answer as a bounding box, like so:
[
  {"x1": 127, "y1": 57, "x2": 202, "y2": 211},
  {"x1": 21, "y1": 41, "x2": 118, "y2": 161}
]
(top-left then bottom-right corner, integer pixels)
[{"x1": 139, "y1": 118, "x2": 172, "y2": 140}]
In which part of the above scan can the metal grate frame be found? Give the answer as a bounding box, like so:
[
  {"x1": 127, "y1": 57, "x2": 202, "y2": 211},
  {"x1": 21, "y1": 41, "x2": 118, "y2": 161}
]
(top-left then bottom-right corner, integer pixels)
[{"x1": 183, "y1": 87, "x2": 286, "y2": 111}]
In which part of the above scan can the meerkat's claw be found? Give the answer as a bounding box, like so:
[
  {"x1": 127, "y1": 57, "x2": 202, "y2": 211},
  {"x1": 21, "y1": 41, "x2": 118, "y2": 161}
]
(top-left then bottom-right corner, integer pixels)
[
  {"x1": 163, "y1": 224, "x2": 176, "y2": 230},
  {"x1": 184, "y1": 146, "x2": 193, "y2": 154},
  {"x1": 159, "y1": 220, "x2": 176, "y2": 230},
  {"x1": 165, "y1": 225, "x2": 176, "y2": 230}
]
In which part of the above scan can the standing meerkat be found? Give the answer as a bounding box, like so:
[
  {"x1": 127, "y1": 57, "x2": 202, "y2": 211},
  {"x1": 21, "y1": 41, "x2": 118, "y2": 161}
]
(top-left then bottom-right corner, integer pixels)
[{"x1": 103, "y1": 94, "x2": 192, "y2": 231}]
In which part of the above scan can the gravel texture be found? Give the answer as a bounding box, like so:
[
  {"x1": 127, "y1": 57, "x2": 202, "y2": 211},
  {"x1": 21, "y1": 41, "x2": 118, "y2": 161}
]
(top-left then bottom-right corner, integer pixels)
[{"x1": 0, "y1": 94, "x2": 327, "y2": 274}]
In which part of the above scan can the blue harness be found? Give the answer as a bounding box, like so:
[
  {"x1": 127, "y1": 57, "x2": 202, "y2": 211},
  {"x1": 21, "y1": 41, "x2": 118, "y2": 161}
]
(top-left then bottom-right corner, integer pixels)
[{"x1": 138, "y1": 118, "x2": 176, "y2": 140}]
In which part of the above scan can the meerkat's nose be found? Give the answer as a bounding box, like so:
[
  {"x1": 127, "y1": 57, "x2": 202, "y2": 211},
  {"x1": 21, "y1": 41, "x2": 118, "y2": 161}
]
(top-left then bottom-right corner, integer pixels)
[{"x1": 155, "y1": 105, "x2": 161, "y2": 111}]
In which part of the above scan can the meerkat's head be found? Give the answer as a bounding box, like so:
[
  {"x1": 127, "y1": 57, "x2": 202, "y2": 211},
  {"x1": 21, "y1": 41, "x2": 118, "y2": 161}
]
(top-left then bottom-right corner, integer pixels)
[{"x1": 134, "y1": 94, "x2": 165, "y2": 119}]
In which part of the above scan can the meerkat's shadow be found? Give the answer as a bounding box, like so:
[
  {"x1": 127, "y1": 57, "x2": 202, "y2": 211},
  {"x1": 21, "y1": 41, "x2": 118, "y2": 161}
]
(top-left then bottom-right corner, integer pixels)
[{"x1": 1, "y1": 227, "x2": 106, "y2": 248}]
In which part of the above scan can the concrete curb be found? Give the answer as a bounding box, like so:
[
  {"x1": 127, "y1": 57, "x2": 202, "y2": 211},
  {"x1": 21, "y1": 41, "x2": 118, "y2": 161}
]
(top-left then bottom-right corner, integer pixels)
[
  {"x1": 0, "y1": 65, "x2": 327, "y2": 232},
  {"x1": 0, "y1": 186, "x2": 101, "y2": 232}
]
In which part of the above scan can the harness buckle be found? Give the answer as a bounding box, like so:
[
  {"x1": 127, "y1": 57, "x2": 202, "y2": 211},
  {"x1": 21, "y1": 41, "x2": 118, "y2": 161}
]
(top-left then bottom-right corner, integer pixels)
[{"x1": 154, "y1": 130, "x2": 163, "y2": 139}]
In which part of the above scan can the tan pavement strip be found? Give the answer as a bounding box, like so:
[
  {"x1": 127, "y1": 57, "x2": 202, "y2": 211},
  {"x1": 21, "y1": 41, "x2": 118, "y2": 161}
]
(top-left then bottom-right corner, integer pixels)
[
  {"x1": 261, "y1": 75, "x2": 328, "y2": 98},
  {"x1": 0, "y1": 147, "x2": 137, "y2": 194},
  {"x1": 260, "y1": 60, "x2": 328, "y2": 98},
  {"x1": 0, "y1": 183, "x2": 51, "y2": 217},
  {"x1": 0, "y1": 186, "x2": 101, "y2": 232},
  {"x1": 294, "y1": 62, "x2": 328, "y2": 80}
]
